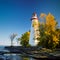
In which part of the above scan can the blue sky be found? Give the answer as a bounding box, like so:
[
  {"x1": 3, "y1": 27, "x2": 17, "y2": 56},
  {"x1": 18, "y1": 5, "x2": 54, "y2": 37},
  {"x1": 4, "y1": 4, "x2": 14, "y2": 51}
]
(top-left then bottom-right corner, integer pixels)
[{"x1": 0, "y1": 0, "x2": 60, "y2": 45}]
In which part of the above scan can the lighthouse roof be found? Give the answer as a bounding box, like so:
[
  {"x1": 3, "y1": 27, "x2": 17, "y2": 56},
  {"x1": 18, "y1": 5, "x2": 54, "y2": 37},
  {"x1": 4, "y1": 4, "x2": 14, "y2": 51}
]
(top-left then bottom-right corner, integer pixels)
[{"x1": 31, "y1": 12, "x2": 38, "y2": 20}]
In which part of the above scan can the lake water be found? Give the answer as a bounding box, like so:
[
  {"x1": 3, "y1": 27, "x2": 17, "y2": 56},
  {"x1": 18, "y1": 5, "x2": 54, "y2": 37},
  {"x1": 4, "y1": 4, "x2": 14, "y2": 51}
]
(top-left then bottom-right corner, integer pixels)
[
  {"x1": 0, "y1": 54, "x2": 38, "y2": 60},
  {"x1": 4, "y1": 54, "x2": 38, "y2": 60},
  {"x1": 0, "y1": 46, "x2": 38, "y2": 60}
]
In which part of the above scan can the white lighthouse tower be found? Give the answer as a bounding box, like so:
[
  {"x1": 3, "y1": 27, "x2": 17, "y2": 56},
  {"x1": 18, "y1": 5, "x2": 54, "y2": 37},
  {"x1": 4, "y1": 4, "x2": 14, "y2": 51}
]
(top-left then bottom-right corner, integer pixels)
[{"x1": 29, "y1": 12, "x2": 40, "y2": 46}]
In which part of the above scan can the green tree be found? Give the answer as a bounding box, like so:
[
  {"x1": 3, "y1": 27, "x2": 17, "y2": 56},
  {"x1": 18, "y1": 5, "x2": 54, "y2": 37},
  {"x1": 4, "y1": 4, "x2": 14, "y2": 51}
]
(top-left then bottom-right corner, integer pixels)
[
  {"x1": 18, "y1": 31, "x2": 30, "y2": 47},
  {"x1": 56, "y1": 28, "x2": 60, "y2": 48}
]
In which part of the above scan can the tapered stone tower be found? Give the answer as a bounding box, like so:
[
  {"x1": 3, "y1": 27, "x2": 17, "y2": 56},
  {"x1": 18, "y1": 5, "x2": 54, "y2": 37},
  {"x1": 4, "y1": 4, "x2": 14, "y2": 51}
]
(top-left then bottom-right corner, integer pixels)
[{"x1": 29, "y1": 12, "x2": 40, "y2": 46}]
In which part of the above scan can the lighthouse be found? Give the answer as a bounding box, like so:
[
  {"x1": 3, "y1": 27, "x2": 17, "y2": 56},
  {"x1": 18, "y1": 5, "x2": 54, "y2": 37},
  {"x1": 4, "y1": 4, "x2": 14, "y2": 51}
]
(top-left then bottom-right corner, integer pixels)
[{"x1": 29, "y1": 12, "x2": 40, "y2": 46}]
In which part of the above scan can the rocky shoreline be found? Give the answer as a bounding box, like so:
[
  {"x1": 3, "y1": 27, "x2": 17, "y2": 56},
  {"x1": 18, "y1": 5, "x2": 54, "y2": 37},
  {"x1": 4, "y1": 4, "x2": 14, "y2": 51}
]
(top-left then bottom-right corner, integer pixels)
[{"x1": 5, "y1": 46, "x2": 60, "y2": 60}]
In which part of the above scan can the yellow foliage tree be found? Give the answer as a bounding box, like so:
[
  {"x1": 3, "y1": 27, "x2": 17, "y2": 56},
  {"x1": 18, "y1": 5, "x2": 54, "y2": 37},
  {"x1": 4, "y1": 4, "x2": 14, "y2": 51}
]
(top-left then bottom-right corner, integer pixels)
[
  {"x1": 39, "y1": 13, "x2": 59, "y2": 49},
  {"x1": 46, "y1": 13, "x2": 56, "y2": 32}
]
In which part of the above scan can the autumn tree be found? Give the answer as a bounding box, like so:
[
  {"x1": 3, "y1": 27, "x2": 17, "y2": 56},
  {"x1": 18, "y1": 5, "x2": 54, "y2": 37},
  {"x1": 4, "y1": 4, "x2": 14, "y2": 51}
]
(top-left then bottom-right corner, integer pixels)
[{"x1": 39, "y1": 13, "x2": 59, "y2": 49}]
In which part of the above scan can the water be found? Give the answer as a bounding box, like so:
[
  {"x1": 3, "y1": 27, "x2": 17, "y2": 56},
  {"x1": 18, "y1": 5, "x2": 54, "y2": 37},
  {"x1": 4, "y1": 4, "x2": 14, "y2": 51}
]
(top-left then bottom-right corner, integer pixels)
[
  {"x1": 0, "y1": 46, "x2": 5, "y2": 50},
  {"x1": 2, "y1": 54, "x2": 37, "y2": 60},
  {"x1": 0, "y1": 46, "x2": 38, "y2": 60}
]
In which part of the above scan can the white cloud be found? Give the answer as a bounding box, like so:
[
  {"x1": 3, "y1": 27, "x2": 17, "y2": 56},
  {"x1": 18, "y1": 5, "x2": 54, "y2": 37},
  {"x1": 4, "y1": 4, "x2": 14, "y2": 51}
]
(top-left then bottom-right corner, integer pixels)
[
  {"x1": 0, "y1": 40, "x2": 10, "y2": 46},
  {"x1": 0, "y1": 40, "x2": 20, "y2": 46}
]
